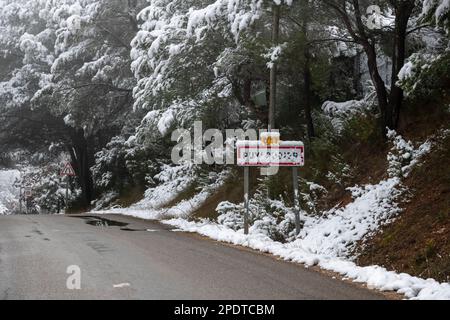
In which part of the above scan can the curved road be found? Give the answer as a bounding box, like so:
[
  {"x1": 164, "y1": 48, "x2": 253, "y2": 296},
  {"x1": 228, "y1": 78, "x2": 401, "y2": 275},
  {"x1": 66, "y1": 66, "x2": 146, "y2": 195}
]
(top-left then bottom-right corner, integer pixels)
[{"x1": 0, "y1": 214, "x2": 386, "y2": 300}]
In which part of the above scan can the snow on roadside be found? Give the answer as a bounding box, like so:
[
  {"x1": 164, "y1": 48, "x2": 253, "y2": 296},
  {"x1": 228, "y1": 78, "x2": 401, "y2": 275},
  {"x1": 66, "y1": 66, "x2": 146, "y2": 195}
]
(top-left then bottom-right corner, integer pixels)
[
  {"x1": 299, "y1": 177, "x2": 403, "y2": 258},
  {"x1": 161, "y1": 132, "x2": 450, "y2": 299},
  {"x1": 0, "y1": 169, "x2": 21, "y2": 215},
  {"x1": 92, "y1": 130, "x2": 450, "y2": 299},
  {"x1": 163, "y1": 218, "x2": 450, "y2": 300},
  {"x1": 92, "y1": 189, "x2": 213, "y2": 220},
  {"x1": 92, "y1": 163, "x2": 196, "y2": 218},
  {"x1": 0, "y1": 201, "x2": 8, "y2": 215},
  {"x1": 132, "y1": 163, "x2": 196, "y2": 210},
  {"x1": 92, "y1": 166, "x2": 229, "y2": 220}
]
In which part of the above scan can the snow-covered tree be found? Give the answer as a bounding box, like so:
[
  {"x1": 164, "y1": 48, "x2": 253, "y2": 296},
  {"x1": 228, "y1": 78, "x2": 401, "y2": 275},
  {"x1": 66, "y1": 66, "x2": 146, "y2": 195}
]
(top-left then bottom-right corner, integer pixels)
[
  {"x1": 398, "y1": 0, "x2": 450, "y2": 98},
  {"x1": 422, "y1": 0, "x2": 450, "y2": 31},
  {"x1": 0, "y1": 0, "x2": 147, "y2": 206},
  {"x1": 130, "y1": 0, "x2": 298, "y2": 133},
  {"x1": 322, "y1": 0, "x2": 421, "y2": 137}
]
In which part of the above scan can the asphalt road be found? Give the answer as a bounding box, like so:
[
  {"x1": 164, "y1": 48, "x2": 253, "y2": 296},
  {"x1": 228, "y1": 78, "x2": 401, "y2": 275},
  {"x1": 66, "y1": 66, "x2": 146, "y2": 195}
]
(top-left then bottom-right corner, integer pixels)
[{"x1": 0, "y1": 214, "x2": 386, "y2": 300}]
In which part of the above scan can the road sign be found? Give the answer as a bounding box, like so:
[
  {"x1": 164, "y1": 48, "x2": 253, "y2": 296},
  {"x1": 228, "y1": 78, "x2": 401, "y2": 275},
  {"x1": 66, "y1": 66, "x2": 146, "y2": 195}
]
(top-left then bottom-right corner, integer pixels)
[
  {"x1": 60, "y1": 162, "x2": 76, "y2": 177},
  {"x1": 237, "y1": 136, "x2": 305, "y2": 236},
  {"x1": 24, "y1": 189, "x2": 32, "y2": 198},
  {"x1": 236, "y1": 141, "x2": 304, "y2": 167}
]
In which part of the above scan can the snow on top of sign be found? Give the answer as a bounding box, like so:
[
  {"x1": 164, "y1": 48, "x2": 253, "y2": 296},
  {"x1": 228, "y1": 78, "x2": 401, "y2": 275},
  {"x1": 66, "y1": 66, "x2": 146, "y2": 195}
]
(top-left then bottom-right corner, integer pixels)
[
  {"x1": 280, "y1": 141, "x2": 305, "y2": 147},
  {"x1": 260, "y1": 132, "x2": 280, "y2": 138},
  {"x1": 236, "y1": 140, "x2": 304, "y2": 147}
]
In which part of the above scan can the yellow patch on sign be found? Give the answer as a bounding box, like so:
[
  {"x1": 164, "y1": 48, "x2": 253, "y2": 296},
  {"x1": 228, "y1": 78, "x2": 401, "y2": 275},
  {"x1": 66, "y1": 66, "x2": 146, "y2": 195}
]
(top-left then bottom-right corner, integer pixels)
[{"x1": 261, "y1": 132, "x2": 280, "y2": 146}]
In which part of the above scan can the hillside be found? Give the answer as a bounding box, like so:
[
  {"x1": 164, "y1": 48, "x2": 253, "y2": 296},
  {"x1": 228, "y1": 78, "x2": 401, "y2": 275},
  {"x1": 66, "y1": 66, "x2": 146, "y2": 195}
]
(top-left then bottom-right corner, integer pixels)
[
  {"x1": 357, "y1": 105, "x2": 450, "y2": 282},
  {"x1": 1, "y1": 0, "x2": 450, "y2": 300}
]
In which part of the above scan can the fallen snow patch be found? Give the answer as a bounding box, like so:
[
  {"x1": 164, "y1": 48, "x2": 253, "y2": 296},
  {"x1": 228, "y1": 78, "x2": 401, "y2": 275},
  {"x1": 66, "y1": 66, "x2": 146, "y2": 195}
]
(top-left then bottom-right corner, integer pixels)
[
  {"x1": 0, "y1": 169, "x2": 21, "y2": 215},
  {"x1": 300, "y1": 177, "x2": 403, "y2": 258},
  {"x1": 163, "y1": 218, "x2": 450, "y2": 300},
  {"x1": 160, "y1": 133, "x2": 448, "y2": 299},
  {"x1": 92, "y1": 166, "x2": 229, "y2": 220},
  {"x1": 96, "y1": 131, "x2": 449, "y2": 299}
]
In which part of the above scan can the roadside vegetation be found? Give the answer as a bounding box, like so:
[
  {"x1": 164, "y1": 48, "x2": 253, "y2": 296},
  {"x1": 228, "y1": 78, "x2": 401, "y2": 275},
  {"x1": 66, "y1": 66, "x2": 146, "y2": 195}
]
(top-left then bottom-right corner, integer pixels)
[{"x1": 1, "y1": 0, "x2": 449, "y2": 292}]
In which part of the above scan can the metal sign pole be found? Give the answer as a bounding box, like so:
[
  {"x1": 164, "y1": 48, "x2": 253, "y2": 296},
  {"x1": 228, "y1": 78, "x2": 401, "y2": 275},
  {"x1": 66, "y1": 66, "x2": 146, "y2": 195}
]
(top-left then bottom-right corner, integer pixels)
[
  {"x1": 19, "y1": 185, "x2": 23, "y2": 214},
  {"x1": 244, "y1": 167, "x2": 250, "y2": 235},
  {"x1": 65, "y1": 176, "x2": 69, "y2": 209},
  {"x1": 292, "y1": 167, "x2": 301, "y2": 235}
]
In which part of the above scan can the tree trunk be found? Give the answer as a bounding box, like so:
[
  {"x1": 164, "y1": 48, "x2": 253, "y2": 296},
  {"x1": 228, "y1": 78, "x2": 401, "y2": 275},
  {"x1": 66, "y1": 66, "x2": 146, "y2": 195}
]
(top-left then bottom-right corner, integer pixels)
[
  {"x1": 69, "y1": 128, "x2": 95, "y2": 208},
  {"x1": 364, "y1": 42, "x2": 391, "y2": 137},
  {"x1": 390, "y1": 2, "x2": 414, "y2": 128},
  {"x1": 324, "y1": 0, "x2": 415, "y2": 138},
  {"x1": 301, "y1": 8, "x2": 315, "y2": 140},
  {"x1": 232, "y1": 77, "x2": 268, "y2": 123}
]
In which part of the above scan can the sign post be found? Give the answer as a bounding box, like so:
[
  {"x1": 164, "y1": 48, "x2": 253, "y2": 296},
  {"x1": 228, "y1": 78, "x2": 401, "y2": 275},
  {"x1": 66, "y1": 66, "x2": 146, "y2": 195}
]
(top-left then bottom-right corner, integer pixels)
[
  {"x1": 14, "y1": 178, "x2": 24, "y2": 214},
  {"x1": 292, "y1": 167, "x2": 301, "y2": 236},
  {"x1": 66, "y1": 178, "x2": 69, "y2": 207},
  {"x1": 24, "y1": 189, "x2": 32, "y2": 214},
  {"x1": 19, "y1": 184, "x2": 23, "y2": 213},
  {"x1": 237, "y1": 134, "x2": 305, "y2": 235},
  {"x1": 60, "y1": 162, "x2": 76, "y2": 208},
  {"x1": 244, "y1": 166, "x2": 250, "y2": 235}
]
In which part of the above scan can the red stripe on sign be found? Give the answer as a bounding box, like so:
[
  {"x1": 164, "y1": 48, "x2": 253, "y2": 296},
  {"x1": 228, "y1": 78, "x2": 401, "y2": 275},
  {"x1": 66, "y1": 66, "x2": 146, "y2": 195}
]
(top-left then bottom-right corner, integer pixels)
[
  {"x1": 239, "y1": 146, "x2": 304, "y2": 149},
  {"x1": 238, "y1": 163, "x2": 303, "y2": 166}
]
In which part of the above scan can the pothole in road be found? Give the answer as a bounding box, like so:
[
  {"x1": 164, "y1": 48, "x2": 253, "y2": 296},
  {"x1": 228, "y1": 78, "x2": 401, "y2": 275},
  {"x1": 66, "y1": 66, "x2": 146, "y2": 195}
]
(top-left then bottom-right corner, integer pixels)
[
  {"x1": 71, "y1": 216, "x2": 158, "y2": 232},
  {"x1": 71, "y1": 216, "x2": 129, "y2": 228}
]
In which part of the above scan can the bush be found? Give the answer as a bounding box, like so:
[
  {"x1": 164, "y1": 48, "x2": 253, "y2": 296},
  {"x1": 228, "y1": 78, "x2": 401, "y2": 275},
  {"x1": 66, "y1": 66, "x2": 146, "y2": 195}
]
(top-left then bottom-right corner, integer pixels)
[
  {"x1": 399, "y1": 51, "x2": 450, "y2": 100},
  {"x1": 340, "y1": 113, "x2": 381, "y2": 147}
]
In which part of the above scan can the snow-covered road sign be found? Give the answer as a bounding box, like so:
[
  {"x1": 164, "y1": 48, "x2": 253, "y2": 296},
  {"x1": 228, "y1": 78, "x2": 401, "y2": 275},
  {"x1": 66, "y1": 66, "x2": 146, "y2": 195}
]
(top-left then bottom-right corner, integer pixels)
[
  {"x1": 237, "y1": 137, "x2": 304, "y2": 236},
  {"x1": 236, "y1": 141, "x2": 304, "y2": 167},
  {"x1": 60, "y1": 162, "x2": 76, "y2": 177}
]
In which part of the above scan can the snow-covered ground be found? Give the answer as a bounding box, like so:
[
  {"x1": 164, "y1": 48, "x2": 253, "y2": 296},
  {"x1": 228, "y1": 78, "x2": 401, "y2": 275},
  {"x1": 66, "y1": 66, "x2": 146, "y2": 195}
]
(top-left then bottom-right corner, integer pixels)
[
  {"x1": 0, "y1": 169, "x2": 20, "y2": 215},
  {"x1": 164, "y1": 219, "x2": 450, "y2": 299},
  {"x1": 161, "y1": 132, "x2": 450, "y2": 299},
  {"x1": 92, "y1": 131, "x2": 450, "y2": 299},
  {"x1": 92, "y1": 165, "x2": 229, "y2": 220},
  {"x1": 92, "y1": 189, "x2": 213, "y2": 220}
]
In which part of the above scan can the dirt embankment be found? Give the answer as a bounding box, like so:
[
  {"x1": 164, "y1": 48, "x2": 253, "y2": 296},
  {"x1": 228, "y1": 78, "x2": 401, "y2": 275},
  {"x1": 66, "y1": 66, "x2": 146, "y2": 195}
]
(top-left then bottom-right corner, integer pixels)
[
  {"x1": 189, "y1": 100, "x2": 450, "y2": 282},
  {"x1": 357, "y1": 104, "x2": 450, "y2": 282}
]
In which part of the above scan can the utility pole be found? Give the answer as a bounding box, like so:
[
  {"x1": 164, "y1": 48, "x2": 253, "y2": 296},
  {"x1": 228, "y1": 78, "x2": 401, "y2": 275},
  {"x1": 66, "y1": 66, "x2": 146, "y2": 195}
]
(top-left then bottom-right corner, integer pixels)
[
  {"x1": 268, "y1": 4, "x2": 280, "y2": 132},
  {"x1": 263, "y1": 4, "x2": 281, "y2": 178}
]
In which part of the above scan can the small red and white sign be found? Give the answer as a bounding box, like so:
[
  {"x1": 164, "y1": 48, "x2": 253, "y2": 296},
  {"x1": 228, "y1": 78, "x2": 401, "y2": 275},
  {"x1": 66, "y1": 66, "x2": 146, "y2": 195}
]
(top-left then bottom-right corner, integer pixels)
[
  {"x1": 237, "y1": 141, "x2": 305, "y2": 167},
  {"x1": 60, "y1": 162, "x2": 76, "y2": 177}
]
